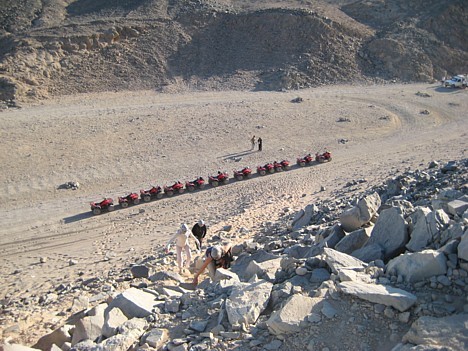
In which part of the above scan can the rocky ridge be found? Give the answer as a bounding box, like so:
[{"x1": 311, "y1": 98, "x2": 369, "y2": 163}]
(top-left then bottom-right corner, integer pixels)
[
  {"x1": 0, "y1": 0, "x2": 467, "y2": 104},
  {"x1": 1, "y1": 158, "x2": 467, "y2": 351}
]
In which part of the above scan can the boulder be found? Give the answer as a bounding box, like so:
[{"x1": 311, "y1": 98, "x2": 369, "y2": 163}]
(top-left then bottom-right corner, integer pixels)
[
  {"x1": 447, "y1": 196, "x2": 468, "y2": 217},
  {"x1": 130, "y1": 265, "x2": 149, "y2": 279},
  {"x1": 339, "y1": 192, "x2": 381, "y2": 232},
  {"x1": 322, "y1": 248, "x2": 366, "y2": 274},
  {"x1": 337, "y1": 281, "x2": 417, "y2": 312},
  {"x1": 335, "y1": 228, "x2": 371, "y2": 254},
  {"x1": 458, "y1": 231, "x2": 468, "y2": 261},
  {"x1": 2, "y1": 345, "x2": 40, "y2": 351},
  {"x1": 291, "y1": 204, "x2": 316, "y2": 230},
  {"x1": 33, "y1": 325, "x2": 73, "y2": 351},
  {"x1": 406, "y1": 208, "x2": 450, "y2": 252},
  {"x1": 364, "y1": 207, "x2": 408, "y2": 261},
  {"x1": 225, "y1": 279, "x2": 273, "y2": 326},
  {"x1": 351, "y1": 243, "x2": 384, "y2": 263},
  {"x1": 432, "y1": 188, "x2": 464, "y2": 213},
  {"x1": 266, "y1": 295, "x2": 325, "y2": 335},
  {"x1": 386, "y1": 250, "x2": 447, "y2": 283},
  {"x1": 230, "y1": 250, "x2": 279, "y2": 278},
  {"x1": 244, "y1": 258, "x2": 282, "y2": 282},
  {"x1": 102, "y1": 307, "x2": 128, "y2": 338},
  {"x1": 402, "y1": 314, "x2": 468, "y2": 349},
  {"x1": 283, "y1": 244, "x2": 321, "y2": 259},
  {"x1": 317, "y1": 224, "x2": 345, "y2": 249},
  {"x1": 99, "y1": 318, "x2": 147, "y2": 351},
  {"x1": 107, "y1": 287, "x2": 159, "y2": 318},
  {"x1": 71, "y1": 303, "x2": 107, "y2": 345},
  {"x1": 141, "y1": 328, "x2": 169, "y2": 349}
]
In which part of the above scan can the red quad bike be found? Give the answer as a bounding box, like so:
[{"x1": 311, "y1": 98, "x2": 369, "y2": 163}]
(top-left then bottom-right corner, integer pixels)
[
  {"x1": 186, "y1": 177, "x2": 206, "y2": 192},
  {"x1": 234, "y1": 167, "x2": 252, "y2": 181},
  {"x1": 280, "y1": 160, "x2": 290, "y2": 171},
  {"x1": 164, "y1": 181, "x2": 185, "y2": 196},
  {"x1": 140, "y1": 185, "x2": 163, "y2": 202},
  {"x1": 315, "y1": 151, "x2": 332, "y2": 163},
  {"x1": 118, "y1": 192, "x2": 140, "y2": 208},
  {"x1": 209, "y1": 172, "x2": 229, "y2": 187},
  {"x1": 257, "y1": 162, "x2": 275, "y2": 176},
  {"x1": 273, "y1": 161, "x2": 284, "y2": 172},
  {"x1": 297, "y1": 154, "x2": 314, "y2": 167},
  {"x1": 90, "y1": 198, "x2": 114, "y2": 215}
]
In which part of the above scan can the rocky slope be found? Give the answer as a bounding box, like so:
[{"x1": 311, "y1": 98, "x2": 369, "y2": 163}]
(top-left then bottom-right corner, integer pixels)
[
  {"x1": 2, "y1": 158, "x2": 467, "y2": 351},
  {"x1": 0, "y1": 0, "x2": 467, "y2": 104}
]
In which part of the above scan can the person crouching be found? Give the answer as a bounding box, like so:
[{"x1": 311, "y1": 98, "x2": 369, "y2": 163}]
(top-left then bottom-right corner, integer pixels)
[{"x1": 192, "y1": 244, "x2": 232, "y2": 286}]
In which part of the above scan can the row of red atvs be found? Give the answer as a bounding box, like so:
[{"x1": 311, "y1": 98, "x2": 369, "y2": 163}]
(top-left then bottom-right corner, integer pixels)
[{"x1": 90, "y1": 151, "x2": 332, "y2": 215}]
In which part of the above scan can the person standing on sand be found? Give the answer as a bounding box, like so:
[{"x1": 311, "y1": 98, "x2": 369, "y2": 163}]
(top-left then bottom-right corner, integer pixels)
[
  {"x1": 251, "y1": 135, "x2": 256, "y2": 150},
  {"x1": 165, "y1": 223, "x2": 200, "y2": 272},
  {"x1": 258, "y1": 137, "x2": 263, "y2": 151},
  {"x1": 192, "y1": 219, "x2": 207, "y2": 250}
]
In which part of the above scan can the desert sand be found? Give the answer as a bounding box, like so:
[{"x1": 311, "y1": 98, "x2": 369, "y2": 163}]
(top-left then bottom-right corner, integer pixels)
[{"x1": 0, "y1": 83, "x2": 467, "y2": 345}]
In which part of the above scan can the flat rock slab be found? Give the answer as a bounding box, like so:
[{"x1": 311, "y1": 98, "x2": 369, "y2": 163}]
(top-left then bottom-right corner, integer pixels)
[{"x1": 337, "y1": 280, "x2": 417, "y2": 312}]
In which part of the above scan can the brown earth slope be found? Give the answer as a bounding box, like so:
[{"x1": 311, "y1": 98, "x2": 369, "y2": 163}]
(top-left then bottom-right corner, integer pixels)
[{"x1": 0, "y1": 0, "x2": 467, "y2": 104}]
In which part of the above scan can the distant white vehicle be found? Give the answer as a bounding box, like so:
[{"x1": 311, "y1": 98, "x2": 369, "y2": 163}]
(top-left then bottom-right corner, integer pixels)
[{"x1": 443, "y1": 75, "x2": 467, "y2": 88}]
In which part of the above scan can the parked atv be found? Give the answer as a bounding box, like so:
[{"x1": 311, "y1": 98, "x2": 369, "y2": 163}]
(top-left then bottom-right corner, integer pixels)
[
  {"x1": 280, "y1": 160, "x2": 291, "y2": 171},
  {"x1": 118, "y1": 192, "x2": 140, "y2": 208},
  {"x1": 257, "y1": 163, "x2": 274, "y2": 176},
  {"x1": 234, "y1": 167, "x2": 252, "y2": 180},
  {"x1": 297, "y1": 154, "x2": 314, "y2": 167},
  {"x1": 186, "y1": 177, "x2": 206, "y2": 192},
  {"x1": 209, "y1": 172, "x2": 229, "y2": 187},
  {"x1": 273, "y1": 161, "x2": 284, "y2": 172},
  {"x1": 140, "y1": 186, "x2": 163, "y2": 202},
  {"x1": 316, "y1": 151, "x2": 332, "y2": 163},
  {"x1": 90, "y1": 198, "x2": 114, "y2": 215},
  {"x1": 164, "y1": 181, "x2": 184, "y2": 196}
]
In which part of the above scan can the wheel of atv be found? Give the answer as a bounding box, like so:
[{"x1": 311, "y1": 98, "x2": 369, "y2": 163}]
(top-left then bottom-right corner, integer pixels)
[
  {"x1": 156, "y1": 193, "x2": 163, "y2": 199},
  {"x1": 188, "y1": 186, "x2": 195, "y2": 192},
  {"x1": 199, "y1": 183, "x2": 205, "y2": 189},
  {"x1": 108, "y1": 205, "x2": 115, "y2": 212},
  {"x1": 275, "y1": 168, "x2": 282, "y2": 172},
  {"x1": 236, "y1": 175, "x2": 243, "y2": 181},
  {"x1": 178, "y1": 188, "x2": 184, "y2": 194},
  {"x1": 247, "y1": 173, "x2": 252, "y2": 179},
  {"x1": 133, "y1": 198, "x2": 140, "y2": 205},
  {"x1": 259, "y1": 170, "x2": 266, "y2": 176},
  {"x1": 328, "y1": 157, "x2": 332, "y2": 162},
  {"x1": 93, "y1": 207, "x2": 101, "y2": 215},
  {"x1": 268, "y1": 168, "x2": 275, "y2": 174},
  {"x1": 121, "y1": 201, "x2": 129, "y2": 208},
  {"x1": 143, "y1": 195, "x2": 151, "y2": 202},
  {"x1": 166, "y1": 191, "x2": 174, "y2": 197},
  {"x1": 211, "y1": 181, "x2": 219, "y2": 187},
  {"x1": 299, "y1": 161, "x2": 306, "y2": 167},
  {"x1": 222, "y1": 179, "x2": 229, "y2": 185},
  {"x1": 283, "y1": 166, "x2": 290, "y2": 171}
]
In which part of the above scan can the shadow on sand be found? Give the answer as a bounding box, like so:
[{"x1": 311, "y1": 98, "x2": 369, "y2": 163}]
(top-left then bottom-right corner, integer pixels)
[{"x1": 221, "y1": 149, "x2": 258, "y2": 161}]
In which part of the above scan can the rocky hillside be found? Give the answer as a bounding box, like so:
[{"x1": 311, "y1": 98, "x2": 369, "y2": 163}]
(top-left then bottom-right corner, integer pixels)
[
  {"x1": 0, "y1": 0, "x2": 467, "y2": 103},
  {"x1": 2, "y1": 159, "x2": 467, "y2": 351}
]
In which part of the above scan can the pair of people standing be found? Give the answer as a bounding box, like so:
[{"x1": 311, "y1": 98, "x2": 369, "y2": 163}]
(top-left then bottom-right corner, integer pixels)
[
  {"x1": 251, "y1": 135, "x2": 263, "y2": 151},
  {"x1": 165, "y1": 220, "x2": 207, "y2": 272}
]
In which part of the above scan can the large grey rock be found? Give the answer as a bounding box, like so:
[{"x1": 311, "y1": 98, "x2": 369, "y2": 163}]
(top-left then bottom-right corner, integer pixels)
[
  {"x1": 231, "y1": 250, "x2": 280, "y2": 279},
  {"x1": 141, "y1": 328, "x2": 169, "y2": 349},
  {"x1": 447, "y1": 196, "x2": 468, "y2": 217},
  {"x1": 322, "y1": 248, "x2": 366, "y2": 274},
  {"x1": 338, "y1": 281, "x2": 417, "y2": 312},
  {"x1": 386, "y1": 250, "x2": 447, "y2": 283},
  {"x1": 244, "y1": 258, "x2": 282, "y2": 282},
  {"x1": 402, "y1": 314, "x2": 468, "y2": 349},
  {"x1": 130, "y1": 265, "x2": 149, "y2": 279},
  {"x1": 364, "y1": 207, "x2": 408, "y2": 261},
  {"x1": 225, "y1": 279, "x2": 273, "y2": 326},
  {"x1": 335, "y1": 228, "x2": 371, "y2": 254},
  {"x1": 99, "y1": 318, "x2": 147, "y2": 351},
  {"x1": 458, "y1": 231, "x2": 468, "y2": 261},
  {"x1": 317, "y1": 224, "x2": 345, "y2": 249},
  {"x1": 266, "y1": 295, "x2": 325, "y2": 335},
  {"x1": 283, "y1": 244, "x2": 321, "y2": 259},
  {"x1": 291, "y1": 204, "x2": 316, "y2": 230},
  {"x1": 339, "y1": 192, "x2": 381, "y2": 232},
  {"x1": 351, "y1": 243, "x2": 384, "y2": 263},
  {"x1": 310, "y1": 268, "x2": 331, "y2": 284},
  {"x1": 33, "y1": 325, "x2": 73, "y2": 351},
  {"x1": 406, "y1": 208, "x2": 450, "y2": 252},
  {"x1": 2, "y1": 345, "x2": 41, "y2": 351},
  {"x1": 71, "y1": 303, "x2": 107, "y2": 345},
  {"x1": 108, "y1": 287, "x2": 159, "y2": 318},
  {"x1": 432, "y1": 188, "x2": 464, "y2": 213},
  {"x1": 102, "y1": 307, "x2": 128, "y2": 338}
]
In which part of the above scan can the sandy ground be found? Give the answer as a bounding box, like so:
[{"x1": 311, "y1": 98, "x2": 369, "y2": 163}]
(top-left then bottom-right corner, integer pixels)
[{"x1": 0, "y1": 83, "x2": 467, "y2": 345}]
